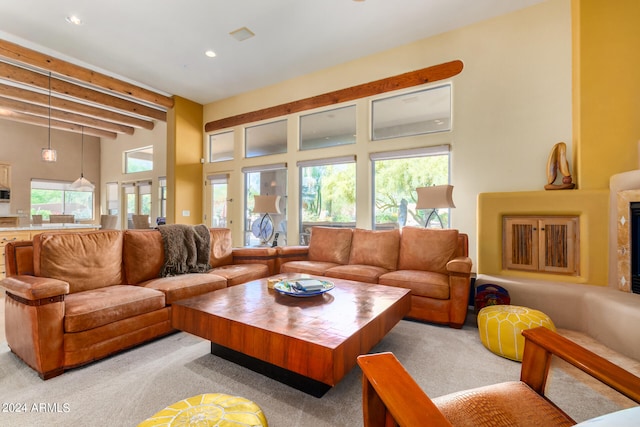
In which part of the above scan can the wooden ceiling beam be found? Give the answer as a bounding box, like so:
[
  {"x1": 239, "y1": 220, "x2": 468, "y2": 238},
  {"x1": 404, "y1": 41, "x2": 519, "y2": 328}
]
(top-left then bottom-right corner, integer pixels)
[
  {"x1": 205, "y1": 60, "x2": 464, "y2": 132},
  {"x1": 0, "y1": 82, "x2": 154, "y2": 130},
  {"x1": 0, "y1": 38, "x2": 174, "y2": 110},
  {"x1": 0, "y1": 61, "x2": 167, "y2": 121},
  {"x1": 0, "y1": 95, "x2": 135, "y2": 134},
  {"x1": 0, "y1": 111, "x2": 117, "y2": 139}
]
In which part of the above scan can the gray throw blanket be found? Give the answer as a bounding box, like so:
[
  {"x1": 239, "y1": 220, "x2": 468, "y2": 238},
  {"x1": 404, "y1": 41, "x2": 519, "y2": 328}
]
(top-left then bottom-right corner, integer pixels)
[{"x1": 158, "y1": 224, "x2": 211, "y2": 277}]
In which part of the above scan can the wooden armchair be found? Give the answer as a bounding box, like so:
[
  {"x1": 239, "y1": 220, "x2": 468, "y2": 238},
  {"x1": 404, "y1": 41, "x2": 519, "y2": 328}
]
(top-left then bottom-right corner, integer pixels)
[{"x1": 357, "y1": 327, "x2": 640, "y2": 427}]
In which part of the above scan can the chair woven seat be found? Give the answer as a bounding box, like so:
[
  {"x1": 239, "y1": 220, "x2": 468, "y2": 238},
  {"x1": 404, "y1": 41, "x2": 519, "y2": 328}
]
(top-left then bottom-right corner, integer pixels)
[{"x1": 433, "y1": 381, "x2": 574, "y2": 427}]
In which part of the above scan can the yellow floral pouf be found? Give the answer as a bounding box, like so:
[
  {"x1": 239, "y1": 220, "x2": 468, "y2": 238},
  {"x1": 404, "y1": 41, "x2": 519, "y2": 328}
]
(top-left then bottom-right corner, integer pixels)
[
  {"x1": 477, "y1": 305, "x2": 556, "y2": 362},
  {"x1": 138, "y1": 393, "x2": 268, "y2": 427}
]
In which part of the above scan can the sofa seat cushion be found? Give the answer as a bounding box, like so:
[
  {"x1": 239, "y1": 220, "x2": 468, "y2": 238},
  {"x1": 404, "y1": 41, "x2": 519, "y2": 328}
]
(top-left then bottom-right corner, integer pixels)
[
  {"x1": 142, "y1": 273, "x2": 227, "y2": 304},
  {"x1": 379, "y1": 270, "x2": 450, "y2": 299},
  {"x1": 280, "y1": 260, "x2": 338, "y2": 276},
  {"x1": 326, "y1": 264, "x2": 390, "y2": 284},
  {"x1": 209, "y1": 264, "x2": 269, "y2": 286},
  {"x1": 64, "y1": 285, "x2": 165, "y2": 333}
]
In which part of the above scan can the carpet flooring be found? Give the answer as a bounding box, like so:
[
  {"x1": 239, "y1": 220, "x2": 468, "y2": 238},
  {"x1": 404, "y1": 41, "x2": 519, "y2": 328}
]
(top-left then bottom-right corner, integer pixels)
[{"x1": 0, "y1": 291, "x2": 638, "y2": 426}]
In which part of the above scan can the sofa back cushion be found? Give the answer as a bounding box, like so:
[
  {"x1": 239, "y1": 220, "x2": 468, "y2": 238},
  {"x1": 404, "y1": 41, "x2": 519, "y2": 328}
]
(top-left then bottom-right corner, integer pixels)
[
  {"x1": 209, "y1": 228, "x2": 233, "y2": 267},
  {"x1": 308, "y1": 227, "x2": 353, "y2": 265},
  {"x1": 123, "y1": 228, "x2": 235, "y2": 284},
  {"x1": 33, "y1": 230, "x2": 124, "y2": 293},
  {"x1": 123, "y1": 229, "x2": 164, "y2": 285},
  {"x1": 348, "y1": 228, "x2": 400, "y2": 270},
  {"x1": 398, "y1": 227, "x2": 459, "y2": 274}
]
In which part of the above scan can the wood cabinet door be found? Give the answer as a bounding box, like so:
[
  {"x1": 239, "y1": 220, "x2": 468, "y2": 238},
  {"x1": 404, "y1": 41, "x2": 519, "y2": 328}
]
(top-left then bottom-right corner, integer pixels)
[
  {"x1": 503, "y1": 217, "x2": 539, "y2": 271},
  {"x1": 503, "y1": 215, "x2": 579, "y2": 275},
  {"x1": 0, "y1": 164, "x2": 9, "y2": 188},
  {"x1": 538, "y1": 217, "x2": 578, "y2": 274}
]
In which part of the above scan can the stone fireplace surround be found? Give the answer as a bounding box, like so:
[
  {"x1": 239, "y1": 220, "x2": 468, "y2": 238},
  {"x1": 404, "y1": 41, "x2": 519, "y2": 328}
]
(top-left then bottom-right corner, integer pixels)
[{"x1": 475, "y1": 170, "x2": 640, "y2": 361}]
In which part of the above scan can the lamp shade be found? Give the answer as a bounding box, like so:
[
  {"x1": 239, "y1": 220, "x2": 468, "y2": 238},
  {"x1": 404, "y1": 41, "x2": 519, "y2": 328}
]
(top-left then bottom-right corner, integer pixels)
[
  {"x1": 70, "y1": 176, "x2": 95, "y2": 191},
  {"x1": 41, "y1": 148, "x2": 57, "y2": 162},
  {"x1": 253, "y1": 195, "x2": 281, "y2": 214},
  {"x1": 416, "y1": 185, "x2": 455, "y2": 209}
]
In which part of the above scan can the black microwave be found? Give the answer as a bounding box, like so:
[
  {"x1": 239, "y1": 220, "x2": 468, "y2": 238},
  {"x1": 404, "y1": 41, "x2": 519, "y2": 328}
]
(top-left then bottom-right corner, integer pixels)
[{"x1": 0, "y1": 189, "x2": 10, "y2": 201}]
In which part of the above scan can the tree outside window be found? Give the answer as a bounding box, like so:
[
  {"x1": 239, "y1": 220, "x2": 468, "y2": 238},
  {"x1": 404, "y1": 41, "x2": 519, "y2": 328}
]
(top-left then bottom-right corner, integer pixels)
[
  {"x1": 299, "y1": 160, "x2": 356, "y2": 243},
  {"x1": 373, "y1": 154, "x2": 449, "y2": 229},
  {"x1": 31, "y1": 180, "x2": 93, "y2": 220}
]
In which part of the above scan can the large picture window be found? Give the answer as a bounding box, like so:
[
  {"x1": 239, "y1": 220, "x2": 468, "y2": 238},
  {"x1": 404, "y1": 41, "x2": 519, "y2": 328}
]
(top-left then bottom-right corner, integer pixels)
[
  {"x1": 31, "y1": 179, "x2": 93, "y2": 221},
  {"x1": 298, "y1": 156, "x2": 356, "y2": 244},
  {"x1": 371, "y1": 146, "x2": 450, "y2": 229}
]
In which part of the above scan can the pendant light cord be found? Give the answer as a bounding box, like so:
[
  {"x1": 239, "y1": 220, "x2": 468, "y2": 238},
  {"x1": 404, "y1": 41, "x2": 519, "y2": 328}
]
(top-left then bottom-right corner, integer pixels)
[
  {"x1": 80, "y1": 126, "x2": 84, "y2": 177},
  {"x1": 47, "y1": 72, "x2": 52, "y2": 149}
]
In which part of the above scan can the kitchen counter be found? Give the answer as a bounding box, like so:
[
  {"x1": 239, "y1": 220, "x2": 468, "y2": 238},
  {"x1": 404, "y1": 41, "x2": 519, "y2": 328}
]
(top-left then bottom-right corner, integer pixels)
[{"x1": 0, "y1": 223, "x2": 100, "y2": 232}]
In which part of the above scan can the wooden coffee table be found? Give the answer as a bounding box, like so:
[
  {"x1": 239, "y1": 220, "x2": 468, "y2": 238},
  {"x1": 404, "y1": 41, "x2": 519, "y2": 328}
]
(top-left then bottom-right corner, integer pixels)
[{"x1": 172, "y1": 273, "x2": 411, "y2": 396}]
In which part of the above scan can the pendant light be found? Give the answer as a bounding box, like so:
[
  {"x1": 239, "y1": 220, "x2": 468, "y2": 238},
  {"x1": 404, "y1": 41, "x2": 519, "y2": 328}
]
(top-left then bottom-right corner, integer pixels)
[
  {"x1": 41, "y1": 72, "x2": 57, "y2": 162},
  {"x1": 70, "y1": 126, "x2": 95, "y2": 191}
]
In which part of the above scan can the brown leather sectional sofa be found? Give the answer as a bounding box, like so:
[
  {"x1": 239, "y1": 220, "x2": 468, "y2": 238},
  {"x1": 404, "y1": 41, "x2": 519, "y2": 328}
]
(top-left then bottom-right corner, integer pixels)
[
  {"x1": 1, "y1": 228, "x2": 274, "y2": 379},
  {"x1": 279, "y1": 226, "x2": 472, "y2": 328}
]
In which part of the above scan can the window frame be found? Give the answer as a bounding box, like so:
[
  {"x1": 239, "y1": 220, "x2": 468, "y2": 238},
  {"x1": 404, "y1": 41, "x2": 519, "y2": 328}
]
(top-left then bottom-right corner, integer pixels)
[
  {"x1": 371, "y1": 83, "x2": 452, "y2": 141},
  {"x1": 124, "y1": 146, "x2": 154, "y2": 174},
  {"x1": 370, "y1": 145, "x2": 451, "y2": 229}
]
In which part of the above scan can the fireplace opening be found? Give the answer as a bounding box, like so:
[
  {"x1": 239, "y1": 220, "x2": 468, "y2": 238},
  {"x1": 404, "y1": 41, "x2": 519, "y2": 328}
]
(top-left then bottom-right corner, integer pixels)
[{"x1": 630, "y1": 202, "x2": 640, "y2": 294}]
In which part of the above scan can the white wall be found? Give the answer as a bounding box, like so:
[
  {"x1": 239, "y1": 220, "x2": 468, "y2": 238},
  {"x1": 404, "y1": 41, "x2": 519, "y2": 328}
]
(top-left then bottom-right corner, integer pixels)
[{"x1": 202, "y1": 0, "x2": 572, "y2": 261}]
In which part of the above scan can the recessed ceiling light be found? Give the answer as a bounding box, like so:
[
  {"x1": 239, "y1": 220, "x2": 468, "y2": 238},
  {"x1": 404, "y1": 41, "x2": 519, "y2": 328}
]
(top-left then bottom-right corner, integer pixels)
[
  {"x1": 65, "y1": 15, "x2": 83, "y2": 25},
  {"x1": 229, "y1": 27, "x2": 255, "y2": 42},
  {"x1": 205, "y1": 50, "x2": 217, "y2": 58}
]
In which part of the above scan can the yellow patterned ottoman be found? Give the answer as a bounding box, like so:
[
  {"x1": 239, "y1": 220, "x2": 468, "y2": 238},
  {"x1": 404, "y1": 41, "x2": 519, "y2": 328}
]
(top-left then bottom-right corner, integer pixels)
[
  {"x1": 477, "y1": 305, "x2": 556, "y2": 361},
  {"x1": 138, "y1": 393, "x2": 268, "y2": 427}
]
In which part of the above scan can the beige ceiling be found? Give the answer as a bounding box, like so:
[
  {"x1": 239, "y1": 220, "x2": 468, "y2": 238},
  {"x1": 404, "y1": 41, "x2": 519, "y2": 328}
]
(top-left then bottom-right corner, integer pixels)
[{"x1": 0, "y1": 0, "x2": 546, "y2": 140}]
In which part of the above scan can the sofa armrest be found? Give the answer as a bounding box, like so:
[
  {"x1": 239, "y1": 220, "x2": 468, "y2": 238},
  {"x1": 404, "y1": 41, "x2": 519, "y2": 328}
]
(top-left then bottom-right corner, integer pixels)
[
  {"x1": 3, "y1": 275, "x2": 68, "y2": 379},
  {"x1": 277, "y1": 245, "x2": 309, "y2": 257},
  {"x1": 232, "y1": 246, "x2": 278, "y2": 275},
  {"x1": 446, "y1": 256, "x2": 472, "y2": 275},
  {"x1": 232, "y1": 246, "x2": 277, "y2": 258},
  {"x1": 2, "y1": 275, "x2": 70, "y2": 301},
  {"x1": 446, "y1": 257, "x2": 473, "y2": 328},
  {"x1": 275, "y1": 246, "x2": 310, "y2": 274}
]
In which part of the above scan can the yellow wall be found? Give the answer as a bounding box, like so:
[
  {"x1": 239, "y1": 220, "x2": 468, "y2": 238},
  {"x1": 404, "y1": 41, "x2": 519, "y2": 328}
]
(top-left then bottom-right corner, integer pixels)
[
  {"x1": 575, "y1": 0, "x2": 640, "y2": 190},
  {"x1": 477, "y1": 190, "x2": 608, "y2": 284},
  {"x1": 477, "y1": 0, "x2": 640, "y2": 286},
  {"x1": 167, "y1": 96, "x2": 203, "y2": 225}
]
